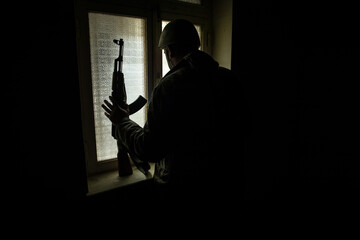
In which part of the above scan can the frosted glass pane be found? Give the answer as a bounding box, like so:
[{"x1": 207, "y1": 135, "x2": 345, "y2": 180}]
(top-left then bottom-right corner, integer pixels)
[
  {"x1": 177, "y1": 0, "x2": 201, "y2": 4},
  {"x1": 89, "y1": 12, "x2": 147, "y2": 162},
  {"x1": 161, "y1": 20, "x2": 201, "y2": 77}
]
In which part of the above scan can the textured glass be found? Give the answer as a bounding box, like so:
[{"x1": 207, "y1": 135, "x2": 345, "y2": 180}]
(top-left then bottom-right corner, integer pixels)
[
  {"x1": 161, "y1": 21, "x2": 201, "y2": 77},
  {"x1": 89, "y1": 12, "x2": 147, "y2": 161},
  {"x1": 177, "y1": 0, "x2": 201, "y2": 4}
]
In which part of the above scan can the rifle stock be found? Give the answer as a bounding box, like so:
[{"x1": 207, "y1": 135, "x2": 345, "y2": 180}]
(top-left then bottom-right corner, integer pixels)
[{"x1": 112, "y1": 38, "x2": 149, "y2": 176}]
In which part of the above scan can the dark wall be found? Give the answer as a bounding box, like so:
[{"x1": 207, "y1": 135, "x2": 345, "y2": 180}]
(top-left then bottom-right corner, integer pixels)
[
  {"x1": 9, "y1": 1, "x2": 87, "y2": 210},
  {"x1": 232, "y1": 1, "x2": 359, "y2": 202}
]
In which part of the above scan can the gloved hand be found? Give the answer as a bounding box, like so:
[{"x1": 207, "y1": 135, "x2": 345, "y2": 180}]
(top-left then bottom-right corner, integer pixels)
[{"x1": 102, "y1": 96, "x2": 130, "y2": 125}]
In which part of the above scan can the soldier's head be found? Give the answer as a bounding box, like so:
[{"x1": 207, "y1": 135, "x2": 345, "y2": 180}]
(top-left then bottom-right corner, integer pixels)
[{"x1": 158, "y1": 19, "x2": 200, "y2": 69}]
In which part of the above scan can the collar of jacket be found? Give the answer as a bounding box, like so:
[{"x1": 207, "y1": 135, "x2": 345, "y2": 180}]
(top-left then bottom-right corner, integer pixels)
[{"x1": 162, "y1": 50, "x2": 198, "y2": 78}]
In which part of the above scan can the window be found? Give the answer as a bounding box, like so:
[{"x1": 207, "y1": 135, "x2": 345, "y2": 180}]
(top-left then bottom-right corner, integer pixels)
[
  {"x1": 88, "y1": 12, "x2": 147, "y2": 162},
  {"x1": 177, "y1": 0, "x2": 202, "y2": 5},
  {"x1": 75, "y1": 0, "x2": 213, "y2": 176}
]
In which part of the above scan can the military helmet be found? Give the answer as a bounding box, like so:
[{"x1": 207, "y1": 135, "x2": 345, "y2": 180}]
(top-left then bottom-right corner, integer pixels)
[{"x1": 158, "y1": 19, "x2": 200, "y2": 49}]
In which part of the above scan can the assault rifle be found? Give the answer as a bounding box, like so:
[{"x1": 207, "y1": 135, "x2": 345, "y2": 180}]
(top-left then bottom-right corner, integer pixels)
[{"x1": 112, "y1": 38, "x2": 149, "y2": 176}]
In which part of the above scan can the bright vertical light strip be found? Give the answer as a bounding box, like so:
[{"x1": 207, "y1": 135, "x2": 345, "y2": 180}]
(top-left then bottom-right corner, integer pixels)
[{"x1": 88, "y1": 12, "x2": 147, "y2": 161}]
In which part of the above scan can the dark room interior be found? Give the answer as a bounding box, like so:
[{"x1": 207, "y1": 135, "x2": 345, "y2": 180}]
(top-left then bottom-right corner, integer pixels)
[{"x1": 7, "y1": 0, "x2": 359, "y2": 224}]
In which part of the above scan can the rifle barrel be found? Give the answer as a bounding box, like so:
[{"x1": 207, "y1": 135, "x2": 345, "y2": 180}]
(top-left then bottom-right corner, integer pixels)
[{"x1": 119, "y1": 39, "x2": 123, "y2": 72}]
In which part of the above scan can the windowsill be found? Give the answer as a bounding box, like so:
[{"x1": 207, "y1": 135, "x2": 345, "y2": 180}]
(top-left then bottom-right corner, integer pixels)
[{"x1": 86, "y1": 163, "x2": 155, "y2": 196}]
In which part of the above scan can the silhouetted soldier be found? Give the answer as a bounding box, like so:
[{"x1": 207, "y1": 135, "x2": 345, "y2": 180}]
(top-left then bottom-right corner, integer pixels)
[{"x1": 102, "y1": 19, "x2": 251, "y2": 208}]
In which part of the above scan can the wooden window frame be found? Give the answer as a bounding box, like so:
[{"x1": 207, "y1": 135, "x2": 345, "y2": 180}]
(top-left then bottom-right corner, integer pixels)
[{"x1": 75, "y1": 0, "x2": 212, "y2": 176}]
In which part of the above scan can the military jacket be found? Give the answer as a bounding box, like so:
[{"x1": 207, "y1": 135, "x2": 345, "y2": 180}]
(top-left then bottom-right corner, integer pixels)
[{"x1": 116, "y1": 50, "x2": 248, "y2": 191}]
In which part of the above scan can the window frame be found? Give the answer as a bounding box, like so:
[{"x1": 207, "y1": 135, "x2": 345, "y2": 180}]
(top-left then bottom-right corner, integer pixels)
[{"x1": 75, "y1": 0, "x2": 212, "y2": 176}]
